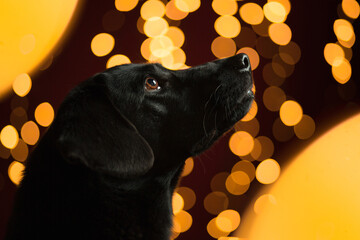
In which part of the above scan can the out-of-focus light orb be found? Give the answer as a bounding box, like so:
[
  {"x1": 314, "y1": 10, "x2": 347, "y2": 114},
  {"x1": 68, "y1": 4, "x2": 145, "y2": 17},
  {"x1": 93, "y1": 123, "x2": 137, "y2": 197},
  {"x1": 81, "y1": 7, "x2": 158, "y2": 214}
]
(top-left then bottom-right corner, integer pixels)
[
  {"x1": 269, "y1": 23, "x2": 292, "y2": 46},
  {"x1": 263, "y1": 2, "x2": 287, "y2": 23},
  {"x1": 166, "y1": 27, "x2": 185, "y2": 48},
  {"x1": 0, "y1": 0, "x2": 80, "y2": 99},
  {"x1": 115, "y1": 0, "x2": 138, "y2": 12},
  {"x1": 237, "y1": 113, "x2": 360, "y2": 240},
  {"x1": 214, "y1": 15, "x2": 241, "y2": 38},
  {"x1": 253, "y1": 136, "x2": 275, "y2": 161},
  {"x1": 207, "y1": 217, "x2": 230, "y2": 238},
  {"x1": 13, "y1": 73, "x2": 32, "y2": 97},
  {"x1": 211, "y1": 37, "x2": 237, "y2": 59},
  {"x1": 174, "y1": 0, "x2": 200, "y2": 13},
  {"x1": 241, "y1": 101, "x2": 257, "y2": 122},
  {"x1": 255, "y1": 158, "x2": 280, "y2": 184},
  {"x1": 263, "y1": 86, "x2": 286, "y2": 112},
  {"x1": 144, "y1": 17, "x2": 169, "y2": 37},
  {"x1": 172, "y1": 192, "x2": 184, "y2": 214},
  {"x1": 150, "y1": 36, "x2": 173, "y2": 58},
  {"x1": 34, "y1": 102, "x2": 55, "y2": 127},
  {"x1": 212, "y1": 0, "x2": 238, "y2": 16},
  {"x1": 279, "y1": 100, "x2": 303, "y2": 126},
  {"x1": 226, "y1": 171, "x2": 250, "y2": 195},
  {"x1": 279, "y1": 41, "x2": 301, "y2": 65},
  {"x1": 0, "y1": 125, "x2": 19, "y2": 149},
  {"x1": 161, "y1": 48, "x2": 186, "y2": 70},
  {"x1": 10, "y1": 139, "x2": 28, "y2": 162},
  {"x1": 334, "y1": 19, "x2": 355, "y2": 42},
  {"x1": 253, "y1": 194, "x2": 277, "y2": 214},
  {"x1": 239, "y1": 3, "x2": 264, "y2": 25},
  {"x1": 332, "y1": 58, "x2": 352, "y2": 84},
  {"x1": 204, "y1": 192, "x2": 229, "y2": 215},
  {"x1": 182, "y1": 157, "x2": 194, "y2": 177},
  {"x1": 229, "y1": 131, "x2": 254, "y2": 156},
  {"x1": 106, "y1": 54, "x2": 131, "y2": 68},
  {"x1": 140, "y1": 0, "x2": 165, "y2": 20},
  {"x1": 141, "y1": 38, "x2": 152, "y2": 60},
  {"x1": 177, "y1": 187, "x2": 196, "y2": 210},
  {"x1": 216, "y1": 209, "x2": 241, "y2": 232},
  {"x1": 21, "y1": 121, "x2": 40, "y2": 145},
  {"x1": 165, "y1": 0, "x2": 188, "y2": 20},
  {"x1": 91, "y1": 33, "x2": 115, "y2": 57},
  {"x1": 338, "y1": 33, "x2": 356, "y2": 48},
  {"x1": 294, "y1": 114, "x2": 316, "y2": 140},
  {"x1": 232, "y1": 160, "x2": 256, "y2": 181},
  {"x1": 342, "y1": 0, "x2": 360, "y2": 19},
  {"x1": 324, "y1": 43, "x2": 345, "y2": 66},
  {"x1": 173, "y1": 210, "x2": 192, "y2": 232},
  {"x1": 234, "y1": 118, "x2": 260, "y2": 137},
  {"x1": 8, "y1": 161, "x2": 25, "y2": 185},
  {"x1": 237, "y1": 48, "x2": 259, "y2": 70},
  {"x1": 268, "y1": 0, "x2": 291, "y2": 14}
]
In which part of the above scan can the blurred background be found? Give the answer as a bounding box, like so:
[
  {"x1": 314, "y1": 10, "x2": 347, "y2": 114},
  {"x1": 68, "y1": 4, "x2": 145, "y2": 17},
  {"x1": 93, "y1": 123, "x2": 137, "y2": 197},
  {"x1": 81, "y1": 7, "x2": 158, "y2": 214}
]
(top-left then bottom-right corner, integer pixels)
[{"x1": 0, "y1": 0, "x2": 359, "y2": 239}]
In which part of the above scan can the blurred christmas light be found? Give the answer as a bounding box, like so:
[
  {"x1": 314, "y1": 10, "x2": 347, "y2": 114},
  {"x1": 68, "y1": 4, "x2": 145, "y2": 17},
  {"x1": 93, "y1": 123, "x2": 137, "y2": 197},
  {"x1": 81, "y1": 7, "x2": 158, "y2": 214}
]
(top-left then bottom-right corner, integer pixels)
[
  {"x1": 255, "y1": 159, "x2": 280, "y2": 184},
  {"x1": 181, "y1": 157, "x2": 194, "y2": 177},
  {"x1": 229, "y1": 131, "x2": 254, "y2": 157},
  {"x1": 211, "y1": 37, "x2": 237, "y2": 59},
  {"x1": 212, "y1": 0, "x2": 238, "y2": 16},
  {"x1": 21, "y1": 121, "x2": 40, "y2": 145},
  {"x1": 263, "y1": 1, "x2": 287, "y2": 23},
  {"x1": 10, "y1": 139, "x2": 28, "y2": 162},
  {"x1": 34, "y1": 102, "x2": 55, "y2": 127},
  {"x1": 115, "y1": 0, "x2": 138, "y2": 12},
  {"x1": 106, "y1": 54, "x2": 131, "y2": 68},
  {"x1": 172, "y1": 192, "x2": 184, "y2": 214},
  {"x1": 239, "y1": 3, "x2": 264, "y2": 25},
  {"x1": 214, "y1": 15, "x2": 241, "y2": 38},
  {"x1": 268, "y1": 22, "x2": 292, "y2": 46},
  {"x1": 91, "y1": 33, "x2": 115, "y2": 57},
  {"x1": 216, "y1": 209, "x2": 241, "y2": 232},
  {"x1": 12, "y1": 73, "x2": 32, "y2": 97},
  {"x1": 279, "y1": 100, "x2": 303, "y2": 126},
  {"x1": 176, "y1": 187, "x2": 196, "y2": 210},
  {"x1": 8, "y1": 161, "x2": 24, "y2": 185},
  {"x1": 0, "y1": 125, "x2": 19, "y2": 149},
  {"x1": 294, "y1": 114, "x2": 316, "y2": 139},
  {"x1": 342, "y1": 0, "x2": 360, "y2": 19},
  {"x1": 140, "y1": 0, "x2": 165, "y2": 20}
]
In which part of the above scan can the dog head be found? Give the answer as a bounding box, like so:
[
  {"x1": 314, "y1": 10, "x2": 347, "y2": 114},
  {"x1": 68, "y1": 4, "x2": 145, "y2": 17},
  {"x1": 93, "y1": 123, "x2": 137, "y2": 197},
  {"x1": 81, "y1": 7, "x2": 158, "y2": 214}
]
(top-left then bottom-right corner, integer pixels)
[{"x1": 56, "y1": 53, "x2": 254, "y2": 177}]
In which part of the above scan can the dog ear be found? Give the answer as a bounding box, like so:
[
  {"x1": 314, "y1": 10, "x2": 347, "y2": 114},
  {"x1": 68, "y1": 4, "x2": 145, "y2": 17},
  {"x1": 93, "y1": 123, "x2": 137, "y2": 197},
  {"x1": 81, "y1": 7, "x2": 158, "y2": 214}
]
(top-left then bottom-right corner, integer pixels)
[{"x1": 56, "y1": 76, "x2": 154, "y2": 178}]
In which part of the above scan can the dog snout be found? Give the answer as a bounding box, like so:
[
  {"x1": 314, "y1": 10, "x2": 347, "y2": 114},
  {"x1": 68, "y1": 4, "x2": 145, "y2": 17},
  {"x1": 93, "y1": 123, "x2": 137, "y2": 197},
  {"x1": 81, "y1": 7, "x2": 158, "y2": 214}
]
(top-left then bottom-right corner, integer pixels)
[{"x1": 231, "y1": 53, "x2": 251, "y2": 72}]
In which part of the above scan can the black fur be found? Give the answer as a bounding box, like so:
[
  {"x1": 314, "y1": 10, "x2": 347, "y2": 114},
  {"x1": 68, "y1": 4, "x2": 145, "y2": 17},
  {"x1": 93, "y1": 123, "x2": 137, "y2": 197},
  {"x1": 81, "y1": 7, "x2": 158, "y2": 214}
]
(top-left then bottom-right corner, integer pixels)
[{"x1": 6, "y1": 54, "x2": 254, "y2": 240}]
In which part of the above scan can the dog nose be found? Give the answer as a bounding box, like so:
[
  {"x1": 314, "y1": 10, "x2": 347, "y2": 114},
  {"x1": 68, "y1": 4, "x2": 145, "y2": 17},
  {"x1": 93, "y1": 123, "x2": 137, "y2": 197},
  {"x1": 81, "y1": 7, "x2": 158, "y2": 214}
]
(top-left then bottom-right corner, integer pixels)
[{"x1": 238, "y1": 53, "x2": 250, "y2": 71}]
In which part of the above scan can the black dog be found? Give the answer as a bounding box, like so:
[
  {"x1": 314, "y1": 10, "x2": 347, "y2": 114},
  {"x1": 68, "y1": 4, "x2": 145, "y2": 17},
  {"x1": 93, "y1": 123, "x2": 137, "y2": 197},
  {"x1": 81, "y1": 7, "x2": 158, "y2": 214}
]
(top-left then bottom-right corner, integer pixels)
[{"x1": 6, "y1": 53, "x2": 253, "y2": 240}]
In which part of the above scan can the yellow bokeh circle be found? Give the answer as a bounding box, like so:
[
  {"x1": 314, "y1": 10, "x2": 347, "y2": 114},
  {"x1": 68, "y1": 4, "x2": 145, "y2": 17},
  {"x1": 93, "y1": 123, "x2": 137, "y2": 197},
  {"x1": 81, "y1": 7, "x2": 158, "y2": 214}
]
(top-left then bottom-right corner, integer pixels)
[
  {"x1": 106, "y1": 54, "x2": 131, "y2": 69},
  {"x1": 13, "y1": 73, "x2": 32, "y2": 97},
  {"x1": 140, "y1": 0, "x2": 166, "y2": 20},
  {"x1": 172, "y1": 192, "x2": 184, "y2": 214},
  {"x1": 268, "y1": 23, "x2": 292, "y2": 46},
  {"x1": 333, "y1": 19, "x2": 354, "y2": 42},
  {"x1": 212, "y1": 0, "x2": 238, "y2": 16},
  {"x1": 239, "y1": 3, "x2": 264, "y2": 25},
  {"x1": 211, "y1": 37, "x2": 237, "y2": 59},
  {"x1": 216, "y1": 209, "x2": 241, "y2": 232},
  {"x1": 279, "y1": 100, "x2": 303, "y2": 126},
  {"x1": 214, "y1": 15, "x2": 241, "y2": 38},
  {"x1": 174, "y1": 0, "x2": 200, "y2": 13},
  {"x1": 263, "y1": 2, "x2": 287, "y2": 23},
  {"x1": 115, "y1": 0, "x2": 139, "y2": 12},
  {"x1": 323, "y1": 43, "x2": 345, "y2": 67},
  {"x1": 342, "y1": 0, "x2": 360, "y2": 19},
  {"x1": 332, "y1": 58, "x2": 352, "y2": 84},
  {"x1": 8, "y1": 161, "x2": 25, "y2": 185},
  {"x1": 1, "y1": 125, "x2": 19, "y2": 149},
  {"x1": 34, "y1": 102, "x2": 55, "y2": 127},
  {"x1": 21, "y1": 121, "x2": 40, "y2": 145},
  {"x1": 229, "y1": 131, "x2": 254, "y2": 156},
  {"x1": 91, "y1": 33, "x2": 115, "y2": 57},
  {"x1": 143, "y1": 17, "x2": 169, "y2": 38},
  {"x1": 256, "y1": 159, "x2": 281, "y2": 184}
]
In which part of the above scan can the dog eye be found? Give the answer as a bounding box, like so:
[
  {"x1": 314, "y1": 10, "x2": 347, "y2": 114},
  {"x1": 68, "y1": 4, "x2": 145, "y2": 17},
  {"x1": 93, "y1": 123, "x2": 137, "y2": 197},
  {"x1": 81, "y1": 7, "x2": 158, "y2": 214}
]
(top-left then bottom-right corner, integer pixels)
[{"x1": 145, "y1": 77, "x2": 161, "y2": 91}]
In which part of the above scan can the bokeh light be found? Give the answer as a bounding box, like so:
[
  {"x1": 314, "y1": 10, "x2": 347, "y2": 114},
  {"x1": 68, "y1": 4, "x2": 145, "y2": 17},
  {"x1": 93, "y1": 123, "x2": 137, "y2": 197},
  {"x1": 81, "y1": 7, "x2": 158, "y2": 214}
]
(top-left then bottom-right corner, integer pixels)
[
  {"x1": 333, "y1": 19, "x2": 354, "y2": 42},
  {"x1": 279, "y1": 100, "x2": 303, "y2": 126},
  {"x1": 279, "y1": 41, "x2": 301, "y2": 65},
  {"x1": 10, "y1": 139, "x2": 28, "y2": 162},
  {"x1": 294, "y1": 114, "x2": 316, "y2": 139},
  {"x1": 225, "y1": 171, "x2": 250, "y2": 195},
  {"x1": 115, "y1": 0, "x2": 139, "y2": 12},
  {"x1": 21, "y1": 121, "x2": 40, "y2": 145},
  {"x1": 253, "y1": 194, "x2": 277, "y2": 214},
  {"x1": 172, "y1": 192, "x2": 184, "y2": 214},
  {"x1": 239, "y1": 3, "x2": 264, "y2": 25},
  {"x1": 331, "y1": 58, "x2": 352, "y2": 84},
  {"x1": 263, "y1": 86, "x2": 286, "y2": 112},
  {"x1": 324, "y1": 43, "x2": 345, "y2": 66},
  {"x1": 177, "y1": 187, "x2": 196, "y2": 210},
  {"x1": 182, "y1": 157, "x2": 194, "y2": 177},
  {"x1": 342, "y1": 0, "x2": 360, "y2": 19},
  {"x1": 241, "y1": 101, "x2": 257, "y2": 122},
  {"x1": 212, "y1": 0, "x2": 238, "y2": 16},
  {"x1": 91, "y1": 33, "x2": 115, "y2": 57},
  {"x1": 229, "y1": 131, "x2": 254, "y2": 157},
  {"x1": 255, "y1": 159, "x2": 280, "y2": 184},
  {"x1": 214, "y1": 15, "x2": 241, "y2": 39},
  {"x1": 207, "y1": 217, "x2": 230, "y2": 238},
  {"x1": 165, "y1": 0, "x2": 188, "y2": 20},
  {"x1": 174, "y1": 0, "x2": 200, "y2": 13},
  {"x1": 263, "y1": 2, "x2": 287, "y2": 23},
  {"x1": 211, "y1": 37, "x2": 237, "y2": 59},
  {"x1": 253, "y1": 136, "x2": 275, "y2": 161},
  {"x1": 173, "y1": 210, "x2": 192, "y2": 232},
  {"x1": 8, "y1": 161, "x2": 24, "y2": 185},
  {"x1": 143, "y1": 17, "x2": 169, "y2": 38},
  {"x1": 140, "y1": 0, "x2": 165, "y2": 20},
  {"x1": 150, "y1": 36, "x2": 173, "y2": 58},
  {"x1": 12, "y1": 73, "x2": 32, "y2": 97},
  {"x1": 216, "y1": 209, "x2": 241, "y2": 232},
  {"x1": 166, "y1": 27, "x2": 185, "y2": 48},
  {"x1": 268, "y1": 23, "x2": 292, "y2": 46},
  {"x1": 234, "y1": 118, "x2": 260, "y2": 137},
  {"x1": 0, "y1": 125, "x2": 19, "y2": 149},
  {"x1": 106, "y1": 54, "x2": 131, "y2": 68},
  {"x1": 232, "y1": 160, "x2": 256, "y2": 182},
  {"x1": 204, "y1": 192, "x2": 229, "y2": 215},
  {"x1": 34, "y1": 102, "x2": 55, "y2": 127}
]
